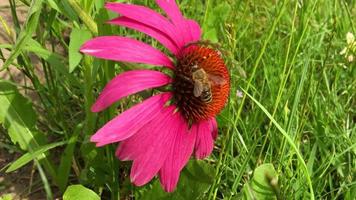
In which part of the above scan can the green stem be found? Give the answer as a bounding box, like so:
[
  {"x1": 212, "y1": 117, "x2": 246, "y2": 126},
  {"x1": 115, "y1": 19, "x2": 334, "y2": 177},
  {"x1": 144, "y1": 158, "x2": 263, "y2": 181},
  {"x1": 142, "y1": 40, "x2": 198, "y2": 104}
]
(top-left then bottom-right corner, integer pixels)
[
  {"x1": 203, "y1": 0, "x2": 211, "y2": 28},
  {"x1": 67, "y1": 0, "x2": 98, "y2": 36},
  {"x1": 83, "y1": 56, "x2": 96, "y2": 135}
]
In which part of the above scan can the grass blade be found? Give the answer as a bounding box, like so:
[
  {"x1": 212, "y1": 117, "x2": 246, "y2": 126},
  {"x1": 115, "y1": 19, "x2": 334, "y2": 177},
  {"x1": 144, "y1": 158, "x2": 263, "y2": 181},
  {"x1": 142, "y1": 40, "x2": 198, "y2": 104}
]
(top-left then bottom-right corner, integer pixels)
[
  {"x1": 1, "y1": 0, "x2": 43, "y2": 70},
  {"x1": 6, "y1": 141, "x2": 66, "y2": 172},
  {"x1": 57, "y1": 124, "x2": 82, "y2": 192},
  {"x1": 242, "y1": 88, "x2": 315, "y2": 200}
]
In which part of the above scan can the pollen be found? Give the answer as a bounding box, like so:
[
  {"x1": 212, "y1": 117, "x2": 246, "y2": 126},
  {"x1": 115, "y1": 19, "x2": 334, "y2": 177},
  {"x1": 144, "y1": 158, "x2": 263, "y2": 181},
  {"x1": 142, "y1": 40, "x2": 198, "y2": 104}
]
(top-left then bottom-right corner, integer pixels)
[{"x1": 172, "y1": 43, "x2": 230, "y2": 124}]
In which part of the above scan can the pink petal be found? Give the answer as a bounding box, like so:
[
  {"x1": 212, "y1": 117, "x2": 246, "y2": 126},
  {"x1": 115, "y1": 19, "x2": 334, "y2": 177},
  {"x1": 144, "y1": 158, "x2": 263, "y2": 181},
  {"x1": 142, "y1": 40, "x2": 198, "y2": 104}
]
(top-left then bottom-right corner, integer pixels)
[
  {"x1": 155, "y1": 0, "x2": 201, "y2": 45},
  {"x1": 80, "y1": 36, "x2": 174, "y2": 68},
  {"x1": 108, "y1": 17, "x2": 179, "y2": 55},
  {"x1": 115, "y1": 105, "x2": 175, "y2": 161},
  {"x1": 194, "y1": 120, "x2": 214, "y2": 159},
  {"x1": 158, "y1": 113, "x2": 196, "y2": 192},
  {"x1": 92, "y1": 70, "x2": 171, "y2": 112},
  {"x1": 105, "y1": 2, "x2": 184, "y2": 48},
  {"x1": 186, "y1": 20, "x2": 202, "y2": 43},
  {"x1": 90, "y1": 93, "x2": 172, "y2": 146},
  {"x1": 129, "y1": 106, "x2": 180, "y2": 186},
  {"x1": 209, "y1": 117, "x2": 218, "y2": 140},
  {"x1": 155, "y1": 0, "x2": 183, "y2": 23}
]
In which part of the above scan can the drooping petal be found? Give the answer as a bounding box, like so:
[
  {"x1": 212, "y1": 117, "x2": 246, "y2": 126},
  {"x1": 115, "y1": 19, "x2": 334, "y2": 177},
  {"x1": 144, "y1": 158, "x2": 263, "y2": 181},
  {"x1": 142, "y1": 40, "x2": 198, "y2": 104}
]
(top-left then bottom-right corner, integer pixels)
[
  {"x1": 90, "y1": 93, "x2": 172, "y2": 146},
  {"x1": 194, "y1": 120, "x2": 214, "y2": 159},
  {"x1": 186, "y1": 19, "x2": 202, "y2": 43},
  {"x1": 92, "y1": 70, "x2": 171, "y2": 112},
  {"x1": 108, "y1": 17, "x2": 179, "y2": 55},
  {"x1": 155, "y1": 0, "x2": 183, "y2": 24},
  {"x1": 116, "y1": 105, "x2": 175, "y2": 161},
  {"x1": 155, "y1": 0, "x2": 201, "y2": 45},
  {"x1": 209, "y1": 117, "x2": 218, "y2": 140},
  {"x1": 80, "y1": 36, "x2": 174, "y2": 68},
  {"x1": 158, "y1": 113, "x2": 196, "y2": 192},
  {"x1": 129, "y1": 106, "x2": 179, "y2": 186},
  {"x1": 105, "y1": 2, "x2": 184, "y2": 48}
]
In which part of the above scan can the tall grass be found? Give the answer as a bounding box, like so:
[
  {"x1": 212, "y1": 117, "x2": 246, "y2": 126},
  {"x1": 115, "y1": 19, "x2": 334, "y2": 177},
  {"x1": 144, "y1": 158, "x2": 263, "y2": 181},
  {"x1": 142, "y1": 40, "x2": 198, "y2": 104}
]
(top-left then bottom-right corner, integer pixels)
[{"x1": 0, "y1": 0, "x2": 355, "y2": 199}]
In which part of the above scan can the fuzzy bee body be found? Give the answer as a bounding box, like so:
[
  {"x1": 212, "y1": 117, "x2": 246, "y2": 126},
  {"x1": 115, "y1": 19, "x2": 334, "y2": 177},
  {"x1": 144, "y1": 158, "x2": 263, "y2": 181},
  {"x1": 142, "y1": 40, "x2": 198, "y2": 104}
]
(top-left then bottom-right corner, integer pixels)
[
  {"x1": 192, "y1": 68, "x2": 213, "y2": 103},
  {"x1": 175, "y1": 65, "x2": 227, "y2": 105}
]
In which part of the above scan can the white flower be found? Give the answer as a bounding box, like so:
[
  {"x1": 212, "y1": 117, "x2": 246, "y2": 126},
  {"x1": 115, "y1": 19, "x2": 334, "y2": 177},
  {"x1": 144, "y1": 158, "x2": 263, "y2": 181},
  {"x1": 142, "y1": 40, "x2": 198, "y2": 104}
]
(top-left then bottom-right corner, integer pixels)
[
  {"x1": 340, "y1": 47, "x2": 347, "y2": 55},
  {"x1": 346, "y1": 32, "x2": 355, "y2": 45},
  {"x1": 347, "y1": 55, "x2": 354, "y2": 62},
  {"x1": 340, "y1": 32, "x2": 356, "y2": 63},
  {"x1": 236, "y1": 90, "x2": 243, "y2": 98}
]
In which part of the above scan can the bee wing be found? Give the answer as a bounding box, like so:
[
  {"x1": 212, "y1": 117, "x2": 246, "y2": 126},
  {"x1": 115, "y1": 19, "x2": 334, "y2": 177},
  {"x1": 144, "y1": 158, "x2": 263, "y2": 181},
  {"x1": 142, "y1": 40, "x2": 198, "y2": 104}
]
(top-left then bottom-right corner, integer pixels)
[
  {"x1": 208, "y1": 74, "x2": 227, "y2": 86},
  {"x1": 193, "y1": 81, "x2": 204, "y2": 97}
]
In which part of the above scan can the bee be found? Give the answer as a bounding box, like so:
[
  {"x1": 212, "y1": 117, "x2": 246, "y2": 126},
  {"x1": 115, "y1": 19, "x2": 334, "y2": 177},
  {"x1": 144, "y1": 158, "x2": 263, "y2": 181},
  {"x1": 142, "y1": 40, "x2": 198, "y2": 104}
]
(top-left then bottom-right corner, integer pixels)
[
  {"x1": 192, "y1": 68, "x2": 212, "y2": 103},
  {"x1": 191, "y1": 65, "x2": 227, "y2": 103}
]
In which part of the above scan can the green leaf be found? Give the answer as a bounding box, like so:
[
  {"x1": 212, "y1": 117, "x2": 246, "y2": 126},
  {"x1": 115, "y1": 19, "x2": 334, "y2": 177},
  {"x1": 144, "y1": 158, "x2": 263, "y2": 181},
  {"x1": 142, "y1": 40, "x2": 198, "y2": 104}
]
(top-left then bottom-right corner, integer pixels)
[
  {"x1": 25, "y1": 39, "x2": 65, "y2": 68},
  {"x1": 23, "y1": 39, "x2": 80, "y2": 86},
  {"x1": 67, "y1": 0, "x2": 98, "y2": 35},
  {"x1": 6, "y1": 141, "x2": 66, "y2": 173},
  {"x1": 242, "y1": 163, "x2": 278, "y2": 200},
  {"x1": 80, "y1": 0, "x2": 95, "y2": 13},
  {"x1": 59, "y1": 0, "x2": 80, "y2": 22},
  {"x1": 47, "y1": 0, "x2": 61, "y2": 12},
  {"x1": 202, "y1": 2, "x2": 231, "y2": 41},
  {"x1": 141, "y1": 160, "x2": 215, "y2": 200},
  {"x1": 0, "y1": 44, "x2": 12, "y2": 49},
  {"x1": 57, "y1": 124, "x2": 82, "y2": 192},
  {"x1": 0, "y1": 80, "x2": 39, "y2": 150},
  {"x1": 69, "y1": 28, "x2": 92, "y2": 72},
  {"x1": 63, "y1": 185, "x2": 100, "y2": 200},
  {"x1": 0, "y1": 80, "x2": 57, "y2": 180},
  {"x1": 214, "y1": 2, "x2": 231, "y2": 22},
  {"x1": 0, "y1": 194, "x2": 13, "y2": 200},
  {"x1": 204, "y1": 29, "x2": 218, "y2": 43},
  {"x1": 243, "y1": 89, "x2": 314, "y2": 198},
  {"x1": 2, "y1": 0, "x2": 43, "y2": 70}
]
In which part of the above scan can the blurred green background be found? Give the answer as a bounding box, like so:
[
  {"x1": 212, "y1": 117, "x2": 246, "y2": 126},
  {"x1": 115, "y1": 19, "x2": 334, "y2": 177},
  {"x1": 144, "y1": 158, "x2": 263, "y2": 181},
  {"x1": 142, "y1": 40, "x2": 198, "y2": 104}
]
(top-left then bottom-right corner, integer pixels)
[{"x1": 0, "y1": 0, "x2": 355, "y2": 199}]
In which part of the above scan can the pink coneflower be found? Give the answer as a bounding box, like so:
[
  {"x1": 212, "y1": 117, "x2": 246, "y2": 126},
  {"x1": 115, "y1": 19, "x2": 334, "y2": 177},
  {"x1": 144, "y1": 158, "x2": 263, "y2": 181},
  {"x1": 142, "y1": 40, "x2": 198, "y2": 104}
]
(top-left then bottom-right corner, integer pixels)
[{"x1": 80, "y1": 0, "x2": 230, "y2": 192}]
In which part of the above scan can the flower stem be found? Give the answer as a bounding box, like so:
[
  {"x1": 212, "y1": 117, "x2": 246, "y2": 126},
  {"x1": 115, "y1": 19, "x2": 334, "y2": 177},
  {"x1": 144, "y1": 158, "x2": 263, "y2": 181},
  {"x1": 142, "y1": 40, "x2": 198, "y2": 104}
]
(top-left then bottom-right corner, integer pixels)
[{"x1": 83, "y1": 56, "x2": 96, "y2": 135}]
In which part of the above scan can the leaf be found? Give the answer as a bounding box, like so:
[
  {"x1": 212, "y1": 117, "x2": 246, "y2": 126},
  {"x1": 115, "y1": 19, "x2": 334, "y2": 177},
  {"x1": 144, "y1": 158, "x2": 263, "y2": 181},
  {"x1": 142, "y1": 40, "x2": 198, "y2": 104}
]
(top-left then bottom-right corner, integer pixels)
[
  {"x1": 141, "y1": 160, "x2": 215, "y2": 200},
  {"x1": 243, "y1": 89, "x2": 314, "y2": 197},
  {"x1": 0, "y1": 44, "x2": 12, "y2": 49},
  {"x1": 67, "y1": 0, "x2": 98, "y2": 35},
  {"x1": 0, "y1": 80, "x2": 56, "y2": 179},
  {"x1": 59, "y1": 0, "x2": 80, "y2": 22},
  {"x1": 213, "y1": 2, "x2": 231, "y2": 22},
  {"x1": 47, "y1": 0, "x2": 61, "y2": 12},
  {"x1": 6, "y1": 141, "x2": 66, "y2": 173},
  {"x1": 242, "y1": 163, "x2": 278, "y2": 200},
  {"x1": 2, "y1": 0, "x2": 43, "y2": 70},
  {"x1": 69, "y1": 28, "x2": 92, "y2": 72},
  {"x1": 63, "y1": 185, "x2": 100, "y2": 200},
  {"x1": 0, "y1": 194, "x2": 14, "y2": 200},
  {"x1": 80, "y1": 0, "x2": 95, "y2": 13},
  {"x1": 57, "y1": 124, "x2": 82, "y2": 192},
  {"x1": 25, "y1": 39, "x2": 65, "y2": 68},
  {"x1": 24, "y1": 39, "x2": 81, "y2": 86},
  {"x1": 307, "y1": 143, "x2": 317, "y2": 174},
  {"x1": 0, "y1": 80, "x2": 39, "y2": 150},
  {"x1": 204, "y1": 29, "x2": 218, "y2": 43},
  {"x1": 203, "y1": 2, "x2": 231, "y2": 41}
]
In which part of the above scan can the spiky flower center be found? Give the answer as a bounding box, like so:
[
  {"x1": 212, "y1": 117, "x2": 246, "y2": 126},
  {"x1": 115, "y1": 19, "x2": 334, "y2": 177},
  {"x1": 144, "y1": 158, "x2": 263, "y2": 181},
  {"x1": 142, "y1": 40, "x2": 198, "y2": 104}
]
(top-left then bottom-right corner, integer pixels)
[{"x1": 172, "y1": 44, "x2": 230, "y2": 124}]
